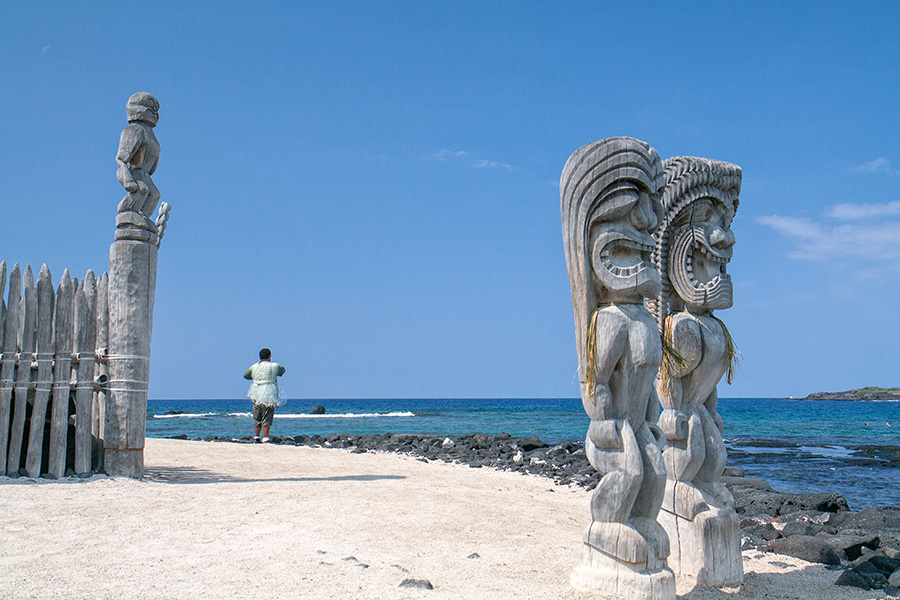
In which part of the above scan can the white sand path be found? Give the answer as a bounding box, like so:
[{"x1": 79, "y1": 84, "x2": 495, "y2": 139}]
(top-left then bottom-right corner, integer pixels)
[{"x1": 0, "y1": 438, "x2": 884, "y2": 599}]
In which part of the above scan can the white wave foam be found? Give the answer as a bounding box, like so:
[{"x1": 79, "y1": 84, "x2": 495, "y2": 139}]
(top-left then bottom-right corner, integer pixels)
[
  {"x1": 152, "y1": 412, "x2": 218, "y2": 419},
  {"x1": 277, "y1": 411, "x2": 416, "y2": 419},
  {"x1": 153, "y1": 411, "x2": 416, "y2": 420}
]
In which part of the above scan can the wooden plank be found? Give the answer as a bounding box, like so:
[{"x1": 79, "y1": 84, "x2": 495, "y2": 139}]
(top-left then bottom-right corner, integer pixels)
[
  {"x1": 8, "y1": 265, "x2": 36, "y2": 474},
  {"x1": 73, "y1": 271, "x2": 97, "y2": 474},
  {"x1": 0, "y1": 261, "x2": 6, "y2": 346},
  {"x1": 0, "y1": 264, "x2": 22, "y2": 474},
  {"x1": 48, "y1": 269, "x2": 74, "y2": 478},
  {"x1": 25, "y1": 265, "x2": 55, "y2": 478},
  {"x1": 93, "y1": 272, "x2": 109, "y2": 471},
  {"x1": 17, "y1": 293, "x2": 25, "y2": 353}
]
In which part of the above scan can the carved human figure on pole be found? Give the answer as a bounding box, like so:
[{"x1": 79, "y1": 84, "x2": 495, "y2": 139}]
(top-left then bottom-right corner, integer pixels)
[
  {"x1": 561, "y1": 137, "x2": 674, "y2": 600},
  {"x1": 106, "y1": 92, "x2": 167, "y2": 477},
  {"x1": 649, "y1": 156, "x2": 742, "y2": 593},
  {"x1": 116, "y1": 92, "x2": 161, "y2": 229}
]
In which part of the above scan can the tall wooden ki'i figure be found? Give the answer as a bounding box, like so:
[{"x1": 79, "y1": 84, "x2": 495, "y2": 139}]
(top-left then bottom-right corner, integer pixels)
[
  {"x1": 105, "y1": 92, "x2": 171, "y2": 477},
  {"x1": 648, "y1": 156, "x2": 743, "y2": 593},
  {"x1": 561, "y1": 137, "x2": 675, "y2": 600}
]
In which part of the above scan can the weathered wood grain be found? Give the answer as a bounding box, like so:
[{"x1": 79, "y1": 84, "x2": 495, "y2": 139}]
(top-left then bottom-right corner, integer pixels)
[
  {"x1": 25, "y1": 265, "x2": 55, "y2": 477},
  {"x1": 7, "y1": 265, "x2": 36, "y2": 474},
  {"x1": 48, "y1": 269, "x2": 74, "y2": 478},
  {"x1": 73, "y1": 271, "x2": 97, "y2": 474},
  {"x1": 0, "y1": 263, "x2": 22, "y2": 474},
  {"x1": 93, "y1": 272, "x2": 109, "y2": 471},
  {"x1": 0, "y1": 261, "x2": 6, "y2": 343},
  {"x1": 106, "y1": 239, "x2": 157, "y2": 477}
]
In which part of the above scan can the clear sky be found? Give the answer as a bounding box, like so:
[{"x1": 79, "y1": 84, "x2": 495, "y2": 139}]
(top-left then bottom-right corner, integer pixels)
[{"x1": 2, "y1": 2, "x2": 899, "y2": 400}]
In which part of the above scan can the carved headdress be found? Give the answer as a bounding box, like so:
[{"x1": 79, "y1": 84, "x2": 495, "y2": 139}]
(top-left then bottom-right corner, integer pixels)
[
  {"x1": 126, "y1": 92, "x2": 159, "y2": 126},
  {"x1": 648, "y1": 156, "x2": 741, "y2": 333},
  {"x1": 560, "y1": 137, "x2": 664, "y2": 387}
]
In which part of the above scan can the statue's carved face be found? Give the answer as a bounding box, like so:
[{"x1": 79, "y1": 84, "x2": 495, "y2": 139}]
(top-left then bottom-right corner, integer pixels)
[
  {"x1": 669, "y1": 198, "x2": 735, "y2": 311},
  {"x1": 127, "y1": 94, "x2": 160, "y2": 126},
  {"x1": 590, "y1": 183, "x2": 663, "y2": 302}
]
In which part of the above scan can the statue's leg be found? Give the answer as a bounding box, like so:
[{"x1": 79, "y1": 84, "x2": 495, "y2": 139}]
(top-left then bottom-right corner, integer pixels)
[
  {"x1": 659, "y1": 403, "x2": 709, "y2": 520},
  {"x1": 631, "y1": 422, "x2": 667, "y2": 520},
  {"x1": 140, "y1": 176, "x2": 160, "y2": 218},
  {"x1": 661, "y1": 403, "x2": 705, "y2": 484},
  {"x1": 117, "y1": 188, "x2": 148, "y2": 214},
  {"x1": 694, "y1": 404, "x2": 733, "y2": 507},
  {"x1": 574, "y1": 420, "x2": 675, "y2": 598},
  {"x1": 585, "y1": 420, "x2": 642, "y2": 523},
  {"x1": 665, "y1": 403, "x2": 742, "y2": 592},
  {"x1": 117, "y1": 169, "x2": 150, "y2": 214}
]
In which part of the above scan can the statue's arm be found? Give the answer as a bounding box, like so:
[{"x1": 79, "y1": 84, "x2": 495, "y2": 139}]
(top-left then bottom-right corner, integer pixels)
[
  {"x1": 584, "y1": 310, "x2": 628, "y2": 449},
  {"x1": 116, "y1": 125, "x2": 145, "y2": 192}
]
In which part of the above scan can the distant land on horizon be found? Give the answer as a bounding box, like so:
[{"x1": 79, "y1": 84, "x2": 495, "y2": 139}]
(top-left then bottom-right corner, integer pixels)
[{"x1": 785, "y1": 387, "x2": 900, "y2": 401}]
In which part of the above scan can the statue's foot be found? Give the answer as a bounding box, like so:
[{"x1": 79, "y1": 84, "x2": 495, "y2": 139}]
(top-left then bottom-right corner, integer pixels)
[
  {"x1": 661, "y1": 480, "x2": 708, "y2": 520},
  {"x1": 657, "y1": 500, "x2": 743, "y2": 594},
  {"x1": 695, "y1": 481, "x2": 735, "y2": 510},
  {"x1": 574, "y1": 522, "x2": 675, "y2": 600},
  {"x1": 582, "y1": 520, "x2": 667, "y2": 564}
]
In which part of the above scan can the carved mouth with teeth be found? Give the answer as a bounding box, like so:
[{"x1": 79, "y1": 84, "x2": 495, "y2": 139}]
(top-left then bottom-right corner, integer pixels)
[
  {"x1": 592, "y1": 230, "x2": 661, "y2": 299},
  {"x1": 670, "y1": 225, "x2": 733, "y2": 309},
  {"x1": 599, "y1": 238, "x2": 656, "y2": 278}
]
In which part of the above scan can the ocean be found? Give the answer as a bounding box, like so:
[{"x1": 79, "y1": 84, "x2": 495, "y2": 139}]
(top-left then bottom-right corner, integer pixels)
[{"x1": 146, "y1": 397, "x2": 900, "y2": 511}]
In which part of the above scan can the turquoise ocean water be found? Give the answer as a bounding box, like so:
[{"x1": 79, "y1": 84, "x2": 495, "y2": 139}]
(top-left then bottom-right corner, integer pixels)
[{"x1": 146, "y1": 397, "x2": 900, "y2": 510}]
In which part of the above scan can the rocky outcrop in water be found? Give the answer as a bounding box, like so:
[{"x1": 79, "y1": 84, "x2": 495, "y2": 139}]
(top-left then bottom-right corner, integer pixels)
[{"x1": 787, "y1": 387, "x2": 900, "y2": 401}]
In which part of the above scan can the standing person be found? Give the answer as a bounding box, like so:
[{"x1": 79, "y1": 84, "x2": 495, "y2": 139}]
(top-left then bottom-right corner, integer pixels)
[{"x1": 244, "y1": 348, "x2": 286, "y2": 443}]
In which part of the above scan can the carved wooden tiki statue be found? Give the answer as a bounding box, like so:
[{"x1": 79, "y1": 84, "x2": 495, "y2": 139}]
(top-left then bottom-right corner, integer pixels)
[
  {"x1": 561, "y1": 137, "x2": 675, "y2": 600},
  {"x1": 649, "y1": 156, "x2": 743, "y2": 593}
]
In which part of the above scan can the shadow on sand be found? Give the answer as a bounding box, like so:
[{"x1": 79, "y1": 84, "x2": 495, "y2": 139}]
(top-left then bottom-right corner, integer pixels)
[
  {"x1": 677, "y1": 555, "x2": 844, "y2": 599},
  {"x1": 144, "y1": 465, "x2": 407, "y2": 485}
]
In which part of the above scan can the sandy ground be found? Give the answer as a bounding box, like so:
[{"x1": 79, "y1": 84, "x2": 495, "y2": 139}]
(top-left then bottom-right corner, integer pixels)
[{"x1": 0, "y1": 438, "x2": 888, "y2": 600}]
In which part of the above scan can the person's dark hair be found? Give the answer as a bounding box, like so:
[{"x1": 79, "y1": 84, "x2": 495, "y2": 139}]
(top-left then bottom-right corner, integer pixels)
[{"x1": 259, "y1": 348, "x2": 272, "y2": 361}]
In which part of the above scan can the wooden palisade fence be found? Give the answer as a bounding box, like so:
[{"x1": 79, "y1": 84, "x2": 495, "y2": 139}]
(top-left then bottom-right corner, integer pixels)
[
  {"x1": 1, "y1": 91, "x2": 168, "y2": 479},
  {"x1": 0, "y1": 262, "x2": 109, "y2": 478}
]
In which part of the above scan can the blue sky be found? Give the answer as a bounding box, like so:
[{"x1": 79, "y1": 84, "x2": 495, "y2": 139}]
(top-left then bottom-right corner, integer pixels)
[{"x1": 1, "y1": 2, "x2": 899, "y2": 400}]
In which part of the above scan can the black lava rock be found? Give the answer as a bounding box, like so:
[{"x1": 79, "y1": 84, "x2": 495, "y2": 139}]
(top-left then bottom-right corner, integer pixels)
[
  {"x1": 840, "y1": 506, "x2": 900, "y2": 532},
  {"x1": 518, "y1": 436, "x2": 547, "y2": 451},
  {"x1": 311, "y1": 405, "x2": 326, "y2": 414},
  {"x1": 729, "y1": 485, "x2": 849, "y2": 517},
  {"x1": 868, "y1": 555, "x2": 900, "y2": 575},
  {"x1": 835, "y1": 569, "x2": 871, "y2": 590},
  {"x1": 765, "y1": 535, "x2": 841, "y2": 565}
]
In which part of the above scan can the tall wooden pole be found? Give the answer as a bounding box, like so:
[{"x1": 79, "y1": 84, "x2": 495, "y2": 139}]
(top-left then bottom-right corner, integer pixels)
[
  {"x1": 105, "y1": 223, "x2": 157, "y2": 477},
  {"x1": 105, "y1": 92, "x2": 164, "y2": 478}
]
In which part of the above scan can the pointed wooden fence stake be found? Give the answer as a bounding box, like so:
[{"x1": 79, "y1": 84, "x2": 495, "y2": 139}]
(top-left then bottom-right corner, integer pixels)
[
  {"x1": 48, "y1": 270, "x2": 74, "y2": 479},
  {"x1": 25, "y1": 265, "x2": 55, "y2": 477},
  {"x1": 0, "y1": 264, "x2": 22, "y2": 474},
  {"x1": 8, "y1": 265, "x2": 37, "y2": 474}
]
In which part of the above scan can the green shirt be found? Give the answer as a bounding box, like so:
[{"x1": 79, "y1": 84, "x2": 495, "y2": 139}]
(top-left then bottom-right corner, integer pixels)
[{"x1": 244, "y1": 361, "x2": 286, "y2": 380}]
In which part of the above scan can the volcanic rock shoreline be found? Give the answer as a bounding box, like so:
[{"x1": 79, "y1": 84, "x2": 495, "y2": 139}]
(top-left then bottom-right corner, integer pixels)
[
  {"x1": 787, "y1": 386, "x2": 900, "y2": 402},
  {"x1": 171, "y1": 431, "x2": 900, "y2": 593}
]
